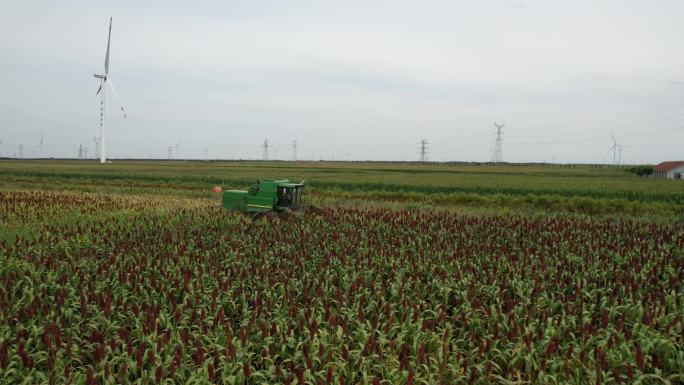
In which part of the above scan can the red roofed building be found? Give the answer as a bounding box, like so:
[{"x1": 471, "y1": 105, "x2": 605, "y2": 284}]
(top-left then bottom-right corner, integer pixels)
[{"x1": 653, "y1": 161, "x2": 684, "y2": 179}]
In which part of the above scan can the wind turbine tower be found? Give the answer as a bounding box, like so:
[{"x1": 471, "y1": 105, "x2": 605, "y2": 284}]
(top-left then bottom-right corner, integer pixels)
[
  {"x1": 93, "y1": 17, "x2": 126, "y2": 164},
  {"x1": 607, "y1": 136, "x2": 617, "y2": 165},
  {"x1": 18, "y1": 144, "x2": 24, "y2": 159},
  {"x1": 492, "y1": 123, "x2": 505, "y2": 163},
  {"x1": 617, "y1": 142, "x2": 628, "y2": 165},
  {"x1": 292, "y1": 140, "x2": 297, "y2": 161},
  {"x1": 168, "y1": 146, "x2": 173, "y2": 160}
]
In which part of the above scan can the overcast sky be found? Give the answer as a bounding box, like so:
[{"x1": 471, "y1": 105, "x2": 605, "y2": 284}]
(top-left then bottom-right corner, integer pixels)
[{"x1": 1, "y1": 0, "x2": 683, "y2": 163}]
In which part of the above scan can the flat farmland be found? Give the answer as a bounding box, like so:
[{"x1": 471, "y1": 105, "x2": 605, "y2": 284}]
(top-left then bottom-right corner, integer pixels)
[
  {"x1": 0, "y1": 161, "x2": 682, "y2": 384},
  {"x1": 2, "y1": 161, "x2": 683, "y2": 216}
]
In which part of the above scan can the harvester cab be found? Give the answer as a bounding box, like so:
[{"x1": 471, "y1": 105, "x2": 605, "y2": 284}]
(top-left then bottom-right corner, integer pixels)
[{"x1": 223, "y1": 179, "x2": 308, "y2": 215}]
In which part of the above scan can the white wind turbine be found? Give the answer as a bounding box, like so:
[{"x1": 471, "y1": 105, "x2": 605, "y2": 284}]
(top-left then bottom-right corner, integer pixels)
[
  {"x1": 617, "y1": 142, "x2": 629, "y2": 165},
  {"x1": 607, "y1": 135, "x2": 617, "y2": 165},
  {"x1": 93, "y1": 17, "x2": 126, "y2": 163}
]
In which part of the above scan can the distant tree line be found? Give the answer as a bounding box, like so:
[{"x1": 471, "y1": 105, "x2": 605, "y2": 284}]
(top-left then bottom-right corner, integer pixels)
[{"x1": 626, "y1": 165, "x2": 654, "y2": 177}]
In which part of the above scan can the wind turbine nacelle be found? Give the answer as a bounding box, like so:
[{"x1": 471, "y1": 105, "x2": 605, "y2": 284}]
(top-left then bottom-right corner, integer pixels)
[{"x1": 94, "y1": 74, "x2": 106, "y2": 79}]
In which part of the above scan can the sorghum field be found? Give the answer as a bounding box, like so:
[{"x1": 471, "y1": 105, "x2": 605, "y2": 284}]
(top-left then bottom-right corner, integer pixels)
[{"x1": 1, "y1": 161, "x2": 683, "y2": 384}]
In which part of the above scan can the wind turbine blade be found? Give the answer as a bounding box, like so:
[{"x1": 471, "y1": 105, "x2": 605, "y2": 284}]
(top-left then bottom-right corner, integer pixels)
[
  {"x1": 106, "y1": 79, "x2": 127, "y2": 119},
  {"x1": 105, "y1": 17, "x2": 112, "y2": 74},
  {"x1": 96, "y1": 85, "x2": 102, "y2": 95}
]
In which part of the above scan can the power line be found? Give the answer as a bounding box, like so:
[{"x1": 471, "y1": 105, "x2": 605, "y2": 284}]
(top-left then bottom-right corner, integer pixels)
[
  {"x1": 507, "y1": 102, "x2": 684, "y2": 133},
  {"x1": 507, "y1": 125, "x2": 684, "y2": 145}
]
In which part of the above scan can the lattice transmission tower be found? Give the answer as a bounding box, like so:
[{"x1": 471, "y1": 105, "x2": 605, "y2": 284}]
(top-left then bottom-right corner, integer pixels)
[
  {"x1": 262, "y1": 139, "x2": 269, "y2": 161},
  {"x1": 492, "y1": 123, "x2": 505, "y2": 163},
  {"x1": 418, "y1": 139, "x2": 429, "y2": 162}
]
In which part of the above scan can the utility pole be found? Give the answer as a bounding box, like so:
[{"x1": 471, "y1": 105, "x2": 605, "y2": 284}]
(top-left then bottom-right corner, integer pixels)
[
  {"x1": 292, "y1": 140, "x2": 297, "y2": 161},
  {"x1": 168, "y1": 146, "x2": 173, "y2": 160},
  {"x1": 493, "y1": 123, "x2": 505, "y2": 163},
  {"x1": 418, "y1": 139, "x2": 429, "y2": 162},
  {"x1": 262, "y1": 139, "x2": 269, "y2": 161}
]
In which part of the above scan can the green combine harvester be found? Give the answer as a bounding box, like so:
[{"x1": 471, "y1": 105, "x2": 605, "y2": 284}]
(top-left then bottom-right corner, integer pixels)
[{"x1": 222, "y1": 179, "x2": 309, "y2": 215}]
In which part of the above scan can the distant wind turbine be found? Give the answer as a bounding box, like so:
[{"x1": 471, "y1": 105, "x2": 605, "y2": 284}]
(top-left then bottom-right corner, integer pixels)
[
  {"x1": 606, "y1": 135, "x2": 620, "y2": 165},
  {"x1": 617, "y1": 143, "x2": 629, "y2": 165},
  {"x1": 93, "y1": 17, "x2": 126, "y2": 164},
  {"x1": 607, "y1": 135, "x2": 617, "y2": 165}
]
